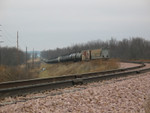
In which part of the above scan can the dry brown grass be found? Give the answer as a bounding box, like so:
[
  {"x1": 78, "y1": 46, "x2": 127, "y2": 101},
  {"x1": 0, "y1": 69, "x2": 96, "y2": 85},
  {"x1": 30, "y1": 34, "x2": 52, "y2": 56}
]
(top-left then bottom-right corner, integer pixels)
[
  {"x1": 0, "y1": 66, "x2": 38, "y2": 82},
  {"x1": 0, "y1": 59, "x2": 119, "y2": 82},
  {"x1": 39, "y1": 59, "x2": 119, "y2": 78}
]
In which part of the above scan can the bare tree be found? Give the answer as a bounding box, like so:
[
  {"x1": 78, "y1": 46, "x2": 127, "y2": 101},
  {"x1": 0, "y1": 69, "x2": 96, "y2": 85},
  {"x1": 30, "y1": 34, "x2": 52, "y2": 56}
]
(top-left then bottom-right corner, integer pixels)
[{"x1": 41, "y1": 37, "x2": 150, "y2": 60}]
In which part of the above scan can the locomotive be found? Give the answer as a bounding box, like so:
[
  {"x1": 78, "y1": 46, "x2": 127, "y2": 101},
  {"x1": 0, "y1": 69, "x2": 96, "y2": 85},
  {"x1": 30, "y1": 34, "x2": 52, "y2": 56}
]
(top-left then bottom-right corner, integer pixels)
[{"x1": 42, "y1": 48, "x2": 109, "y2": 64}]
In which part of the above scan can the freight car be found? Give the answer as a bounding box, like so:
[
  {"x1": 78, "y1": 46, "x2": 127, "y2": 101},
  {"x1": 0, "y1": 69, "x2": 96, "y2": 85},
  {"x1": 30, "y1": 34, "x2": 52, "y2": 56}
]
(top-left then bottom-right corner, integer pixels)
[
  {"x1": 42, "y1": 48, "x2": 109, "y2": 64},
  {"x1": 81, "y1": 48, "x2": 109, "y2": 61}
]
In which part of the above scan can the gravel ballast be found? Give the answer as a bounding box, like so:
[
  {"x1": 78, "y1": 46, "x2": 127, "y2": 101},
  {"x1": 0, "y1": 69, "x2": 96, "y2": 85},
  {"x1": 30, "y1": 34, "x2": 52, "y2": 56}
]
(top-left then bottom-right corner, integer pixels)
[{"x1": 0, "y1": 63, "x2": 150, "y2": 113}]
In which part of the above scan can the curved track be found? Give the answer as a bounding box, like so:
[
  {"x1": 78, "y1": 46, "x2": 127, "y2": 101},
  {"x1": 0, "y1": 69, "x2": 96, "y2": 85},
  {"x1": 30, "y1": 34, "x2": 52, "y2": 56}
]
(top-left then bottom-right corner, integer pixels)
[{"x1": 0, "y1": 61, "x2": 150, "y2": 99}]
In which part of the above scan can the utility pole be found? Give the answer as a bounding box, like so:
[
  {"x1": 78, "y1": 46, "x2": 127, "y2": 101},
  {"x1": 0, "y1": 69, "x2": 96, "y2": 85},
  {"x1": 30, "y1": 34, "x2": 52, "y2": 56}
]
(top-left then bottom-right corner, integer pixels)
[
  {"x1": 0, "y1": 41, "x2": 4, "y2": 66},
  {"x1": 32, "y1": 48, "x2": 34, "y2": 68},
  {"x1": 17, "y1": 31, "x2": 19, "y2": 49},
  {"x1": 26, "y1": 46, "x2": 28, "y2": 70},
  {"x1": 0, "y1": 25, "x2": 4, "y2": 66},
  {"x1": 17, "y1": 31, "x2": 19, "y2": 65}
]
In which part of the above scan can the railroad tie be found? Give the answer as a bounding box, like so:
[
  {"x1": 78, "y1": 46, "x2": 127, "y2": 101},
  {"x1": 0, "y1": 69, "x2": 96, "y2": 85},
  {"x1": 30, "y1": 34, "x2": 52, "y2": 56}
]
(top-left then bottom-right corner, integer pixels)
[{"x1": 72, "y1": 78, "x2": 83, "y2": 85}]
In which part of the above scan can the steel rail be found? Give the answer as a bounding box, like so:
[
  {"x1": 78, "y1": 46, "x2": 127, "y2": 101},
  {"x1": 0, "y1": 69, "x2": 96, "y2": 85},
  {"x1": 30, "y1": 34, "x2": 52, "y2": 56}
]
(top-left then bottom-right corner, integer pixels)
[
  {"x1": 0, "y1": 62, "x2": 148, "y2": 98},
  {"x1": 0, "y1": 62, "x2": 144, "y2": 89}
]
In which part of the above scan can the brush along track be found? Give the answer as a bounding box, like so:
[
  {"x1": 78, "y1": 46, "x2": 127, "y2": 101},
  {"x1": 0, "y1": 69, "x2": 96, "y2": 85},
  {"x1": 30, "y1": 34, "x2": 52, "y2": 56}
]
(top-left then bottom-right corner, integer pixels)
[{"x1": 0, "y1": 61, "x2": 149, "y2": 98}]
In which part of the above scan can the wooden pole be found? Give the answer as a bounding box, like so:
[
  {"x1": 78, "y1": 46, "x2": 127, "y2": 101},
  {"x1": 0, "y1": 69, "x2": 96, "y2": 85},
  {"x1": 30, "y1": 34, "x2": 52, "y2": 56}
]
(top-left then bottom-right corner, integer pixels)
[
  {"x1": 17, "y1": 31, "x2": 19, "y2": 65},
  {"x1": 26, "y1": 46, "x2": 28, "y2": 70},
  {"x1": 32, "y1": 48, "x2": 34, "y2": 68}
]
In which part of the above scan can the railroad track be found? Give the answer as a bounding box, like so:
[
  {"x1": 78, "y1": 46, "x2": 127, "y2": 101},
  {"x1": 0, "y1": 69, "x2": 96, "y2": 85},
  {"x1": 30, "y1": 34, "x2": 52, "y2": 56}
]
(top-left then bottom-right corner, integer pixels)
[{"x1": 0, "y1": 61, "x2": 150, "y2": 99}]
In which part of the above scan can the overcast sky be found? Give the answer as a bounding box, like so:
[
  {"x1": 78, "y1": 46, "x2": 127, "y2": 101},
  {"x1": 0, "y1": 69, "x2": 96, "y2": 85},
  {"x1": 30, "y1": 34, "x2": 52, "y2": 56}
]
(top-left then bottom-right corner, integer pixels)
[{"x1": 0, "y1": 0, "x2": 150, "y2": 51}]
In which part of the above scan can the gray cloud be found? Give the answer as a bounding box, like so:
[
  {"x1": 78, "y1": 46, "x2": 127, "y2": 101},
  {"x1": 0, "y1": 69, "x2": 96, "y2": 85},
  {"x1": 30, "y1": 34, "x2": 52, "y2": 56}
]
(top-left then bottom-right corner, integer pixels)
[{"x1": 0, "y1": 0, "x2": 150, "y2": 51}]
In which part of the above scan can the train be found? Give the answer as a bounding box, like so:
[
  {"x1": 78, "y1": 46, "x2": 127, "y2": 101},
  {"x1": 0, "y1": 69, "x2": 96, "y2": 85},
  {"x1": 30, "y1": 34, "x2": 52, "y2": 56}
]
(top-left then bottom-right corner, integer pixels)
[{"x1": 42, "y1": 48, "x2": 109, "y2": 64}]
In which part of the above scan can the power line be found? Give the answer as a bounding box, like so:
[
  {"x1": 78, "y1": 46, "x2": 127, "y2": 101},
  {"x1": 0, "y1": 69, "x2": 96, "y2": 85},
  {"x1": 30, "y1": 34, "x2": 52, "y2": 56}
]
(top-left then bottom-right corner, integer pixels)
[
  {"x1": 0, "y1": 32, "x2": 15, "y2": 46},
  {"x1": 0, "y1": 25, "x2": 27, "y2": 49},
  {"x1": 0, "y1": 24, "x2": 34, "y2": 51},
  {"x1": 1, "y1": 26, "x2": 17, "y2": 43},
  {"x1": 0, "y1": 26, "x2": 16, "y2": 46}
]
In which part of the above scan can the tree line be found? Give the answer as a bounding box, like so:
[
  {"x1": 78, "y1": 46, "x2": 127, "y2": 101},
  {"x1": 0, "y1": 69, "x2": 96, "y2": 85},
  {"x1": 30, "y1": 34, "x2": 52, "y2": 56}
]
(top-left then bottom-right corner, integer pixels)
[
  {"x1": 41, "y1": 37, "x2": 150, "y2": 60},
  {"x1": 0, "y1": 47, "x2": 30, "y2": 66}
]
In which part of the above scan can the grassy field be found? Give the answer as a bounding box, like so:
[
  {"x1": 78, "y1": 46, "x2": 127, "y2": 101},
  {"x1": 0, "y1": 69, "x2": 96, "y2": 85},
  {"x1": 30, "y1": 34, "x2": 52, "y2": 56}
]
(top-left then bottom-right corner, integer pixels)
[
  {"x1": 0, "y1": 66, "x2": 37, "y2": 82},
  {"x1": 38, "y1": 59, "x2": 119, "y2": 78},
  {"x1": 0, "y1": 59, "x2": 41, "y2": 82},
  {"x1": 0, "y1": 59, "x2": 119, "y2": 82}
]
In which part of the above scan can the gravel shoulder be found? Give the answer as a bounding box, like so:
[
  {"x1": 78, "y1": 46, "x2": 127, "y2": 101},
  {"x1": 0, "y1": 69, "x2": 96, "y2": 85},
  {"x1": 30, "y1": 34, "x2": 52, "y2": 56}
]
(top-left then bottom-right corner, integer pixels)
[
  {"x1": 119, "y1": 62, "x2": 140, "y2": 68},
  {"x1": 0, "y1": 63, "x2": 150, "y2": 113}
]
